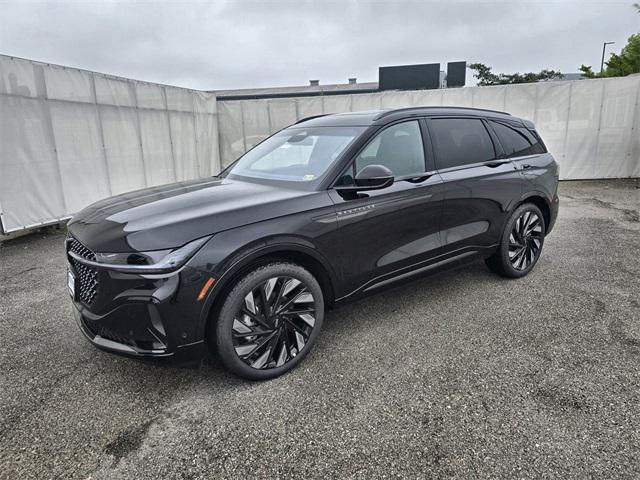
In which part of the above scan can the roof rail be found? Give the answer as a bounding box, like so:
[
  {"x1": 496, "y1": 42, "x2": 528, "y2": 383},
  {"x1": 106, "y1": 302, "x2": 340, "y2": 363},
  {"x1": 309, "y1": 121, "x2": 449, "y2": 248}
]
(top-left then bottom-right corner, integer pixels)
[
  {"x1": 294, "y1": 114, "x2": 329, "y2": 125},
  {"x1": 374, "y1": 106, "x2": 511, "y2": 120}
]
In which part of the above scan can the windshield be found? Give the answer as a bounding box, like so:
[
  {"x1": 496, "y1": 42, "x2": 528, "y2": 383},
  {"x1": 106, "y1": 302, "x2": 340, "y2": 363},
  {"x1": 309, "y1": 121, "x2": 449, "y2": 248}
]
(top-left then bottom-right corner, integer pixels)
[{"x1": 227, "y1": 126, "x2": 365, "y2": 183}]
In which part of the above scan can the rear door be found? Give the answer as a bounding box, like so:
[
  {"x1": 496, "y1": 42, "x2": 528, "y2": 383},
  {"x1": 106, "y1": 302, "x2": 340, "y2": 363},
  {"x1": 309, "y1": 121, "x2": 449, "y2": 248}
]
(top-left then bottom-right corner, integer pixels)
[
  {"x1": 328, "y1": 119, "x2": 444, "y2": 297},
  {"x1": 426, "y1": 116, "x2": 522, "y2": 253},
  {"x1": 486, "y1": 118, "x2": 555, "y2": 186}
]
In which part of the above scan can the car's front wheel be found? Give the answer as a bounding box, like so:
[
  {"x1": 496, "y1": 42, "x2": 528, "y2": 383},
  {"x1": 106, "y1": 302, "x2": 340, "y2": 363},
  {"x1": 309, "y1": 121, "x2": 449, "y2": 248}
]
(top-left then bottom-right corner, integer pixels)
[
  {"x1": 213, "y1": 262, "x2": 324, "y2": 380},
  {"x1": 485, "y1": 203, "x2": 546, "y2": 278}
]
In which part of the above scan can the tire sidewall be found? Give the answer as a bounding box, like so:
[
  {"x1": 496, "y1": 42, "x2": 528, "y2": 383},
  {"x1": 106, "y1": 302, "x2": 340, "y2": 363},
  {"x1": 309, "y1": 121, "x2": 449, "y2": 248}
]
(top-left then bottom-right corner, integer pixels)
[
  {"x1": 498, "y1": 204, "x2": 546, "y2": 278},
  {"x1": 214, "y1": 262, "x2": 324, "y2": 380}
]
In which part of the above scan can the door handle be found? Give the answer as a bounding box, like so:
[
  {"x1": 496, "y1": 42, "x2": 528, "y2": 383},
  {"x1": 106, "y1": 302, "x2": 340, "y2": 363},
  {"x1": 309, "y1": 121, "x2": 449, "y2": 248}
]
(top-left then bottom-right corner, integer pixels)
[
  {"x1": 521, "y1": 164, "x2": 532, "y2": 170},
  {"x1": 484, "y1": 159, "x2": 510, "y2": 168},
  {"x1": 403, "y1": 171, "x2": 437, "y2": 183}
]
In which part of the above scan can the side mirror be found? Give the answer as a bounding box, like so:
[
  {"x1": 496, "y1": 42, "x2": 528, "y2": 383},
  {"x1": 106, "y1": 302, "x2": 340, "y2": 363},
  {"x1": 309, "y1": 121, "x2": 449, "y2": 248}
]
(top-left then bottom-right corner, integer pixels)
[{"x1": 336, "y1": 164, "x2": 394, "y2": 192}]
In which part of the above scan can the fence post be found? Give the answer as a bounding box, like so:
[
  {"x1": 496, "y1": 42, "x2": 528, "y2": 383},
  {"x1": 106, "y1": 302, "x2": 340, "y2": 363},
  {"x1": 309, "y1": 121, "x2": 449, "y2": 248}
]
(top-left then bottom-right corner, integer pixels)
[
  {"x1": 631, "y1": 77, "x2": 640, "y2": 176},
  {"x1": 162, "y1": 86, "x2": 178, "y2": 182},
  {"x1": 266, "y1": 99, "x2": 274, "y2": 134},
  {"x1": 561, "y1": 81, "x2": 574, "y2": 168},
  {"x1": 191, "y1": 92, "x2": 201, "y2": 177},
  {"x1": 130, "y1": 82, "x2": 148, "y2": 187},
  {"x1": 90, "y1": 73, "x2": 113, "y2": 196},
  {"x1": 240, "y1": 101, "x2": 248, "y2": 153},
  {"x1": 593, "y1": 79, "x2": 607, "y2": 174},
  {"x1": 37, "y1": 64, "x2": 68, "y2": 214}
]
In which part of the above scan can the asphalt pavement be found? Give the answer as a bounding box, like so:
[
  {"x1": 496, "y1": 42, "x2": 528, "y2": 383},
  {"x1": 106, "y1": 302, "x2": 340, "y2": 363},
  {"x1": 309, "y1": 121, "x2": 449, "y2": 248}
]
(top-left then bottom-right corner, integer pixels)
[{"x1": 0, "y1": 179, "x2": 639, "y2": 479}]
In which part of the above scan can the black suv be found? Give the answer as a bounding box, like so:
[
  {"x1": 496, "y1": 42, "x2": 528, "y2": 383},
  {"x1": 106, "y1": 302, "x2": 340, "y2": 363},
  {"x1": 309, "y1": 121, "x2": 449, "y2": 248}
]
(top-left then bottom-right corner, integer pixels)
[{"x1": 67, "y1": 107, "x2": 559, "y2": 379}]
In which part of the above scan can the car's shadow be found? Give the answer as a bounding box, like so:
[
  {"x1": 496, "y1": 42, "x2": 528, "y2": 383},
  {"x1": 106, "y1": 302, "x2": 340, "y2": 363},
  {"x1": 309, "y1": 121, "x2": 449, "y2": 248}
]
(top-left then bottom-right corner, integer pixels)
[{"x1": 91, "y1": 260, "x2": 501, "y2": 391}]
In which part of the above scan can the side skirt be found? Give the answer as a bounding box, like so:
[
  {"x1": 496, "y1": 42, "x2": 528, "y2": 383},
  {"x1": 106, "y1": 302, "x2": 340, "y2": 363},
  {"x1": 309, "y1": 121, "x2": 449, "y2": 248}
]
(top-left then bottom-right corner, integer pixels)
[
  {"x1": 335, "y1": 246, "x2": 496, "y2": 303},
  {"x1": 363, "y1": 251, "x2": 478, "y2": 292}
]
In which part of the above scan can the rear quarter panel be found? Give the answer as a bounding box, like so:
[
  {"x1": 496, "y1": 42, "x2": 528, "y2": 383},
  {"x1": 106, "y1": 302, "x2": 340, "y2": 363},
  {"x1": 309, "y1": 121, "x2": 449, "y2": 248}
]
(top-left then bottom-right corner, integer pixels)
[{"x1": 512, "y1": 152, "x2": 559, "y2": 199}]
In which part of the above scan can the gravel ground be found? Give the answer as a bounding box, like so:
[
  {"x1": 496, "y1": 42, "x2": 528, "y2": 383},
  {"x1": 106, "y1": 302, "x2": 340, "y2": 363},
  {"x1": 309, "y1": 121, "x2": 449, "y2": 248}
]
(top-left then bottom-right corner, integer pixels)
[{"x1": 0, "y1": 179, "x2": 639, "y2": 479}]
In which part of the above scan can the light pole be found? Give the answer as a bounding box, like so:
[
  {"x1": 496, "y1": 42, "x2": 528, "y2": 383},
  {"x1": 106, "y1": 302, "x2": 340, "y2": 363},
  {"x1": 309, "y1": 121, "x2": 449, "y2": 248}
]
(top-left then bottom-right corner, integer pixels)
[{"x1": 601, "y1": 42, "x2": 615, "y2": 73}]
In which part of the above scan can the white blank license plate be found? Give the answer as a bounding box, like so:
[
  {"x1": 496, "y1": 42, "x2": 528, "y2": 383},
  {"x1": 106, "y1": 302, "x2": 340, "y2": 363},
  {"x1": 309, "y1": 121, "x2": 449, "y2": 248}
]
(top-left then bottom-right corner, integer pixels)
[{"x1": 67, "y1": 270, "x2": 75, "y2": 299}]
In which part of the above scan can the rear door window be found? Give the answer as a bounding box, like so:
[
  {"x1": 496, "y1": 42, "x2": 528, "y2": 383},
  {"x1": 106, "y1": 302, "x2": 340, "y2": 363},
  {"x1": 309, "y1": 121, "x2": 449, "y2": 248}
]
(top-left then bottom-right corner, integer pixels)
[
  {"x1": 488, "y1": 120, "x2": 546, "y2": 158},
  {"x1": 429, "y1": 118, "x2": 496, "y2": 169}
]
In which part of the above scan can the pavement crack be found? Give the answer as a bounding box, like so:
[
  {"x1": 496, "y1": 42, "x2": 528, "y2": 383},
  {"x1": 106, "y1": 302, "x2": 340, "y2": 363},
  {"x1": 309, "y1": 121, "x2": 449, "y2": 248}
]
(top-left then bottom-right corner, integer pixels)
[
  {"x1": 586, "y1": 198, "x2": 639, "y2": 223},
  {"x1": 608, "y1": 318, "x2": 640, "y2": 354},
  {"x1": 594, "y1": 299, "x2": 606, "y2": 314},
  {"x1": 533, "y1": 384, "x2": 590, "y2": 412},
  {"x1": 8, "y1": 266, "x2": 38, "y2": 276},
  {"x1": 104, "y1": 418, "x2": 155, "y2": 466}
]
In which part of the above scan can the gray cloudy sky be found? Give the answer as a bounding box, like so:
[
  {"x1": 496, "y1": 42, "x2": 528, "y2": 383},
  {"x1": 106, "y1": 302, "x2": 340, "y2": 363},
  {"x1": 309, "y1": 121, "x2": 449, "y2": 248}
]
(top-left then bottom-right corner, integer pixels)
[{"x1": 1, "y1": 0, "x2": 638, "y2": 90}]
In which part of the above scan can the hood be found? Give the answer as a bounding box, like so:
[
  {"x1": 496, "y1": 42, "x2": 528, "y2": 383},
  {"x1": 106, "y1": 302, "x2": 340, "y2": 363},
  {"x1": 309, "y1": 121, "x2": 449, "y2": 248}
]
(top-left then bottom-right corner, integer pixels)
[{"x1": 68, "y1": 177, "x2": 314, "y2": 252}]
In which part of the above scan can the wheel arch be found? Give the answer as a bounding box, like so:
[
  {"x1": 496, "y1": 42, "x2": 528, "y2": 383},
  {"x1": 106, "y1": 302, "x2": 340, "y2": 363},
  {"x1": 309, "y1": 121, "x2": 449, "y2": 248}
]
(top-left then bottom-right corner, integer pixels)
[
  {"x1": 198, "y1": 242, "x2": 337, "y2": 345},
  {"x1": 517, "y1": 193, "x2": 551, "y2": 233}
]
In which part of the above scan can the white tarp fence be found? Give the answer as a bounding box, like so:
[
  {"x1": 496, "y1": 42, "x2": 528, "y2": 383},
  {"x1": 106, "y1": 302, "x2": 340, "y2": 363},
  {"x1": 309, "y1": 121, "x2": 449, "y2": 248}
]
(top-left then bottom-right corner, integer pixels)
[
  {"x1": 1, "y1": 54, "x2": 638, "y2": 234},
  {"x1": 217, "y1": 76, "x2": 640, "y2": 180},
  {"x1": 0, "y1": 55, "x2": 219, "y2": 233}
]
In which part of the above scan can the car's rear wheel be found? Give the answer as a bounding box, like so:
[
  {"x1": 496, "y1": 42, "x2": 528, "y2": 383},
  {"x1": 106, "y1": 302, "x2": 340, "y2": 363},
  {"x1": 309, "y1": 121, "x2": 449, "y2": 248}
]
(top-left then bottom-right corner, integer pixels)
[
  {"x1": 485, "y1": 203, "x2": 546, "y2": 278},
  {"x1": 213, "y1": 262, "x2": 324, "y2": 380}
]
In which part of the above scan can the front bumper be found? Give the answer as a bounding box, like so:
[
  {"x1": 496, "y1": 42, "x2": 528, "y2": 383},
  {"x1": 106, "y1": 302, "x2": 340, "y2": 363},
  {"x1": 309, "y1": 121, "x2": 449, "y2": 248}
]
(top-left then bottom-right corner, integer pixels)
[
  {"x1": 67, "y1": 245, "x2": 213, "y2": 363},
  {"x1": 73, "y1": 300, "x2": 207, "y2": 362}
]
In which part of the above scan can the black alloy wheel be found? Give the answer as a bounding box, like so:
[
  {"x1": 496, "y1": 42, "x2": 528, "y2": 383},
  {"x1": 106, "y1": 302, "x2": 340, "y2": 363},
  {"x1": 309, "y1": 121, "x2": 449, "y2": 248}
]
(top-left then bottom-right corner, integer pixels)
[
  {"x1": 485, "y1": 203, "x2": 546, "y2": 278},
  {"x1": 508, "y1": 210, "x2": 543, "y2": 271},
  {"x1": 213, "y1": 262, "x2": 324, "y2": 380},
  {"x1": 232, "y1": 276, "x2": 316, "y2": 369}
]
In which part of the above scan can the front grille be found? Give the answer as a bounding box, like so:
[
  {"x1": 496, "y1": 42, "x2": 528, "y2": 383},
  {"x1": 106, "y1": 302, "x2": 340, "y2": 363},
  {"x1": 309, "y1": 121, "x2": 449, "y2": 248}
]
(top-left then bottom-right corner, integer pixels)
[{"x1": 68, "y1": 236, "x2": 99, "y2": 305}]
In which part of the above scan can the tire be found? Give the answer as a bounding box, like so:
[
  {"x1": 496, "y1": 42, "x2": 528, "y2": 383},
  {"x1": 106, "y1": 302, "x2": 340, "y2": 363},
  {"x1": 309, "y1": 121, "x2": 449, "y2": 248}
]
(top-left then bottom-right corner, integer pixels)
[
  {"x1": 212, "y1": 262, "x2": 324, "y2": 380},
  {"x1": 485, "y1": 203, "x2": 546, "y2": 278}
]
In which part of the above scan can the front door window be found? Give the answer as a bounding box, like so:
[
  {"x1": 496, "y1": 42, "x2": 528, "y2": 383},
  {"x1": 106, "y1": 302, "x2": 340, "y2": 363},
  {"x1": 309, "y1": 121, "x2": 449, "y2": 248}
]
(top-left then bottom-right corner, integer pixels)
[{"x1": 354, "y1": 120, "x2": 426, "y2": 178}]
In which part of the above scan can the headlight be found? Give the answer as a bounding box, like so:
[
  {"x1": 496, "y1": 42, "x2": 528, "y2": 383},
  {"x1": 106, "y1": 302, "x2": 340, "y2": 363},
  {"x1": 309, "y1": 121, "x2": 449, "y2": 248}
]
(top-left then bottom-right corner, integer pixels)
[{"x1": 72, "y1": 236, "x2": 212, "y2": 274}]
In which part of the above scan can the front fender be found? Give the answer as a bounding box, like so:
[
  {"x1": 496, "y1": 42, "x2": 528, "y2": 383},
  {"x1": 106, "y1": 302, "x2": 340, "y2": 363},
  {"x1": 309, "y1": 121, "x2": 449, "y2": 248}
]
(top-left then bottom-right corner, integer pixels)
[{"x1": 189, "y1": 230, "x2": 339, "y2": 344}]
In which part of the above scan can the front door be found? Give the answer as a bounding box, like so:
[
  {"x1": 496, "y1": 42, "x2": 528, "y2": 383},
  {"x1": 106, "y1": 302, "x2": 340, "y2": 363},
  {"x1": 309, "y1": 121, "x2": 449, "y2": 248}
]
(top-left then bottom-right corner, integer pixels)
[{"x1": 328, "y1": 119, "x2": 444, "y2": 298}]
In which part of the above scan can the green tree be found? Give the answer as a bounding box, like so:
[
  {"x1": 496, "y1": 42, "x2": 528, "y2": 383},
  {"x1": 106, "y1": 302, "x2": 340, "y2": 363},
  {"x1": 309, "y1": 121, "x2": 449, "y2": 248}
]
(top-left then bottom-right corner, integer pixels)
[
  {"x1": 468, "y1": 63, "x2": 563, "y2": 86},
  {"x1": 580, "y1": 33, "x2": 640, "y2": 78}
]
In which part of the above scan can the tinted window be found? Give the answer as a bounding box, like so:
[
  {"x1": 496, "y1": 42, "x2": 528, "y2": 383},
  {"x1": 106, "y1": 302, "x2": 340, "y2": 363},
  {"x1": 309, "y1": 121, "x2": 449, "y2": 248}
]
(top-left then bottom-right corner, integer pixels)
[
  {"x1": 489, "y1": 121, "x2": 546, "y2": 157},
  {"x1": 430, "y1": 118, "x2": 495, "y2": 169},
  {"x1": 354, "y1": 120, "x2": 426, "y2": 177}
]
